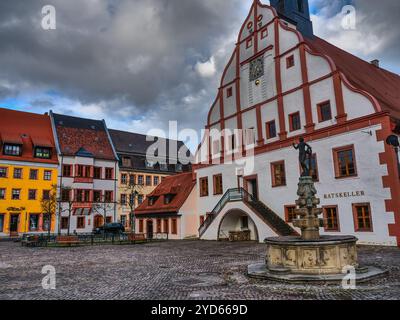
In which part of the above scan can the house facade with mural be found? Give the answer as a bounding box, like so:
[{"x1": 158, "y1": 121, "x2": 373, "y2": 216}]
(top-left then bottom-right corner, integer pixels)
[
  {"x1": 109, "y1": 129, "x2": 192, "y2": 229},
  {"x1": 0, "y1": 108, "x2": 58, "y2": 237},
  {"x1": 50, "y1": 112, "x2": 119, "y2": 234},
  {"x1": 193, "y1": 0, "x2": 400, "y2": 246}
]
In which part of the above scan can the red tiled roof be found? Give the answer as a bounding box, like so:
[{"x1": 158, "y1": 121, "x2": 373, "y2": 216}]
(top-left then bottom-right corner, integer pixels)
[
  {"x1": 135, "y1": 172, "x2": 195, "y2": 215},
  {"x1": 305, "y1": 36, "x2": 400, "y2": 120},
  {"x1": 0, "y1": 108, "x2": 58, "y2": 164}
]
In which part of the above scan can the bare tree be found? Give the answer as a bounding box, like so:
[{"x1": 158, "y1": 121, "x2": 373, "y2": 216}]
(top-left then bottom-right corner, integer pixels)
[
  {"x1": 120, "y1": 176, "x2": 144, "y2": 234},
  {"x1": 40, "y1": 184, "x2": 58, "y2": 240}
]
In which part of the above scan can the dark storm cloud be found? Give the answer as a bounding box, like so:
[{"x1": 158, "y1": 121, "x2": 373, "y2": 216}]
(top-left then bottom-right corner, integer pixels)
[{"x1": 0, "y1": 0, "x2": 245, "y2": 133}]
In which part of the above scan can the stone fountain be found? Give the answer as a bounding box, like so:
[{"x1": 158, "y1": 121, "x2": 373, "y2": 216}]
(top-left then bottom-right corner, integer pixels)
[{"x1": 248, "y1": 138, "x2": 386, "y2": 283}]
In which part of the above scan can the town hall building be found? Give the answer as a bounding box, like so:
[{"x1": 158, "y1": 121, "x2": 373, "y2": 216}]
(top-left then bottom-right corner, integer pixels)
[{"x1": 191, "y1": 0, "x2": 400, "y2": 246}]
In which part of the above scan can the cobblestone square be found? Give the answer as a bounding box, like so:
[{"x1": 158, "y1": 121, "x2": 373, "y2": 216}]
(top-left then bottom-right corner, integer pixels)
[{"x1": 0, "y1": 240, "x2": 400, "y2": 300}]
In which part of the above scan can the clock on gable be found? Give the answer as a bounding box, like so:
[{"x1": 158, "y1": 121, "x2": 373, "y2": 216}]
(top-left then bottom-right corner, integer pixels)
[{"x1": 249, "y1": 57, "x2": 264, "y2": 82}]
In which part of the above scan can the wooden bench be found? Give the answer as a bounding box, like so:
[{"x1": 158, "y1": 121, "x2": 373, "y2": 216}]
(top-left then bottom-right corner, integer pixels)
[
  {"x1": 127, "y1": 233, "x2": 146, "y2": 242},
  {"x1": 56, "y1": 235, "x2": 80, "y2": 246}
]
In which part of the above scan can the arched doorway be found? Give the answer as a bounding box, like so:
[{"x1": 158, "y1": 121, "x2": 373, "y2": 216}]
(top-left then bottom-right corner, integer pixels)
[
  {"x1": 94, "y1": 215, "x2": 104, "y2": 229},
  {"x1": 146, "y1": 220, "x2": 153, "y2": 239},
  {"x1": 218, "y1": 209, "x2": 259, "y2": 241}
]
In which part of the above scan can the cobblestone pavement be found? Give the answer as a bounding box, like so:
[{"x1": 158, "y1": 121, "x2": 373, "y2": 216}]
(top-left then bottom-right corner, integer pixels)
[{"x1": 0, "y1": 240, "x2": 399, "y2": 300}]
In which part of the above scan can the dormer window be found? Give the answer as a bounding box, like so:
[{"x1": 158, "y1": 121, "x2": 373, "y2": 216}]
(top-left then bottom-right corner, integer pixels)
[
  {"x1": 122, "y1": 157, "x2": 131, "y2": 167},
  {"x1": 145, "y1": 160, "x2": 154, "y2": 168},
  {"x1": 149, "y1": 196, "x2": 159, "y2": 206},
  {"x1": 3, "y1": 144, "x2": 22, "y2": 156},
  {"x1": 164, "y1": 194, "x2": 175, "y2": 205},
  {"x1": 175, "y1": 163, "x2": 183, "y2": 172},
  {"x1": 34, "y1": 147, "x2": 51, "y2": 159}
]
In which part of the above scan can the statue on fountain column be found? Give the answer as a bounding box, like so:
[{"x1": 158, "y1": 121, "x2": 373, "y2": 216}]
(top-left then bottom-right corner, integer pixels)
[{"x1": 293, "y1": 137, "x2": 313, "y2": 177}]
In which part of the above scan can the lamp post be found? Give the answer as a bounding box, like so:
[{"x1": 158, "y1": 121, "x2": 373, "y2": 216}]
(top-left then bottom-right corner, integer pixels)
[{"x1": 386, "y1": 135, "x2": 400, "y2": 178}]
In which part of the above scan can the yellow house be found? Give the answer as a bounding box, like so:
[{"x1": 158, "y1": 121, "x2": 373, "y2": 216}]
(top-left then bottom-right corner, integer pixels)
[{"x1": 0, "y1": 108, "x2": 59, "y2": 237}]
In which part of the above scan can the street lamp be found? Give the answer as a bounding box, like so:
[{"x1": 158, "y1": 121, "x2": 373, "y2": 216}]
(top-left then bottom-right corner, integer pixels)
[{"x1": 386, "y1": 135, "x2": 400, "y2": 178}]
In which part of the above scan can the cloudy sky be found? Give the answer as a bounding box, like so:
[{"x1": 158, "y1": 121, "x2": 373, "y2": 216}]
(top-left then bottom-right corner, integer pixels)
[{"x1": 0, "y1": 0, "x2": 399, "y2": 150}]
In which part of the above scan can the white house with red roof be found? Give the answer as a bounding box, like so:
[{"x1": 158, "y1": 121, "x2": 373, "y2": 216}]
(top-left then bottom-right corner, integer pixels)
[{"x1": 192, "y1": 0, "x2": 400, "y2": 246}]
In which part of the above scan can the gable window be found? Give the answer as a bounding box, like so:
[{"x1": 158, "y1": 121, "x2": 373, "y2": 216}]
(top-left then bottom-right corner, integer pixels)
[
  {"x1": 261, "y1": 28, "x2": 268, "y2": 39},
  {"x1": 0, "y1": 167, "x2": 7, "y2": 178},
  {"x1": 29, "y1": 169, "x2": 38, "y2": 180},
  {"x1": 318, "y1": 101, "x2": 332, "y2": 122},
  {"x1": 333, "y1": 145, "x2": 357, "y2": 178},
  {"x1": 4, "y1": 144, "x2": 22, "y2": 156},
  {"x1": 286, "y1": 55, "x2": 295, "y2": 69},
  {"x1": 121, "y1": 173, "x2": 127, "y2": 184},
  {"x1": 28, "y1": 189, "x2": 37, "y2": 200},
  {"x1": 285, "y1": 205, "x2": 297, "y2": 223},
  {"x1": 246, "y1": 38, "x2": 253, "y2": 49},
  {"x1": 289, "y1": 112, "x2": 301, "y2": 132},
  {"x1": 62, "y1": 165, "x2": 72, "y2": 177},
  {"x1": 213, "y1": 174, "x2": 223, "y2": 195},
  {"x1": 105, "y1": 168, "x2": 113, "y2": 180},
  {"x1": 227, "y1": 87, "x2": 233, "y2": 98},
  {"x1": 324, "y1": 206, "x2": 340, "y2": 232},
  {"x1": 12, "y1": 189, "x2": 21, "y2": 200},
  {"x1": 353, "y1": 203, "x2": 373, "y2": 232},
  {"x1": 35, "y1": 147, "x2": 51, "y2": 159},
  {"x1": 271, "y1": 161, "x2": 286, "y2": 187},
  {"x1": 265, "y1": 120, "x2": 277, "y2": 139},
  {"x1": 44, "y1": 170, "x2": 52, "y2": 181},
  {"x1": 13, "y1": 168, "x2": 22, "y2": 179},
  {"x1": 200, "y1": 177, "x2": 209, "y2": 197},
  {"x1": 0, "y1": 189, "x2": 5, "y2": 200}
]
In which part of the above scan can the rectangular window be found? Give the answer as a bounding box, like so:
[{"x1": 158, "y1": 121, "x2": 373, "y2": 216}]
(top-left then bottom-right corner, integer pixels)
[
  {"x1": 121, "y1": 194, "x2": 127, "y2": 205},
  {"x1": 213, "y1": 174, "x2": 223, "y2": 195},
  {"x1": 261, "y1": 28, "x2": 268, "y2": 39},
  {"x1": 324, "y1": 206, "x2": 340, "y2": 231},
  {"x1": 138, "y1": 175, "x2": 144, "y2": 185},
  {"x1": 93, "y1": 190, "x2": 102, "y2": 203},
  {"x1": 0, "y1": 167, "x2": 7, "y2": 178},
  {"x1": 28, "y1": 189, "x2": 37, "y2": 200},
  {"x1": 138, "y1": 195, "x2": 144, "y2": 205},
  {"x1": 12, "y1": 189, "x2": 21, "y2": 200},
  {"x1": 157, "y1": 219, "x2": 162, "y2": 233},
  {"x1": 265, "y1": 120, "x2": 277, "y2": 139},
  {"x1": 29, "y1": 169, "x2": 38, "y2": 180},
  {"x1": 105, "y1": 191, "x2": 113, "y2": 203},
  {"x1": 333, "y1": 145, "x2": 357, "y2": 178},
  {"x1": 285, "y1": 205, "x2": 297, "y2": 223},
  {"x1": 77, "y1": 217, "x2": 85, "y2": 229},
  {"x1": 129, "y1": 194, "x2": 135, "y2": 206},
  {"x1": 105, "y1": 168, "x2": 113, "y2": 180},
  {"x1": 61, "y1": 217, "x2": 69, "y2": 229},
  {"x1": 61, "y1": 189, "x2": 71, "y2": 202},
  {"x1": 93, "y1": 167, "x2": 102, "y2": 179},
  {"x1": 34, "y1": 147, "x2": 51, "y2": 159},
  {"x1": 29, "y1": 214, "x2": 40, "y2": 231},
  {"x1": 271, "y1": 161, "x2": 286, "y2": 187},
  {"x1": 146, "y1": 176, "x2": 152, "y2": 186},
  {"x1": 163, "y1": 219, "x2": 169, "y2": 234},
  {"x1": 200, "y1": 177, "x2": 209, "y2": 197},
  {"x1": 154, "y1": 176, "x2": 159, "y2": 185},
  {"x1": 120, "y1": 215, "x2": 127, "y2": 227},
  {"x1": 353, "y1": 203, "x2": 373, "y2": 232},
  {"x1": 13, "y1": 168, "x2": 23, "y2": 179},
  {"x1": 0, "y1": 189, "x2": 5, "y2": 200},
  {"x1": 3, "y1": 144, "x2": 22, "y2": 156},
  {"x1": 289, "y1": 112, "x2": 301, "y2": 131},
  {"x1": 43, "y1": 170, "x2": 52, "y2": 181},
  {"x1": 318, "y1": 101, "x2": 332, "y2": 122},
  {"x1": 246, "y1": 38, "x2": 253, "y2": 49},
  {"x1": 227, "y1": 87, "x2": 233, "y2": 98},
  {"x1": 139, "y1": 220, "x2": 144, "y2": 233},
  {"x1": 286, "y1": 55, "x2": 295, "y2": 68},
  {"x1": 171, "y1": 218, "x2": 177, "y2": 235},
  {"x1": 129, "y1": 174, "x2": 136, "y2": 185},
  {"x1": 42, "y1": 190, "x2": 51, "y2": 201},
  {"x1": 121, "y1": 174, "x2": 127, "y2": 185},
  {"x1": 62, "y1": 165, "x2": 72, "y2": 177},
  {"x1": 0, "y1": 214, "x2": 3, "y2": 232}
]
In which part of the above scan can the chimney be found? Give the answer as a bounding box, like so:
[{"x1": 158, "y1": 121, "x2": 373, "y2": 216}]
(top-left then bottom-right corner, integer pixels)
[{"x1": 370, "y1": 59, "x2": 380, "y2": 67}]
